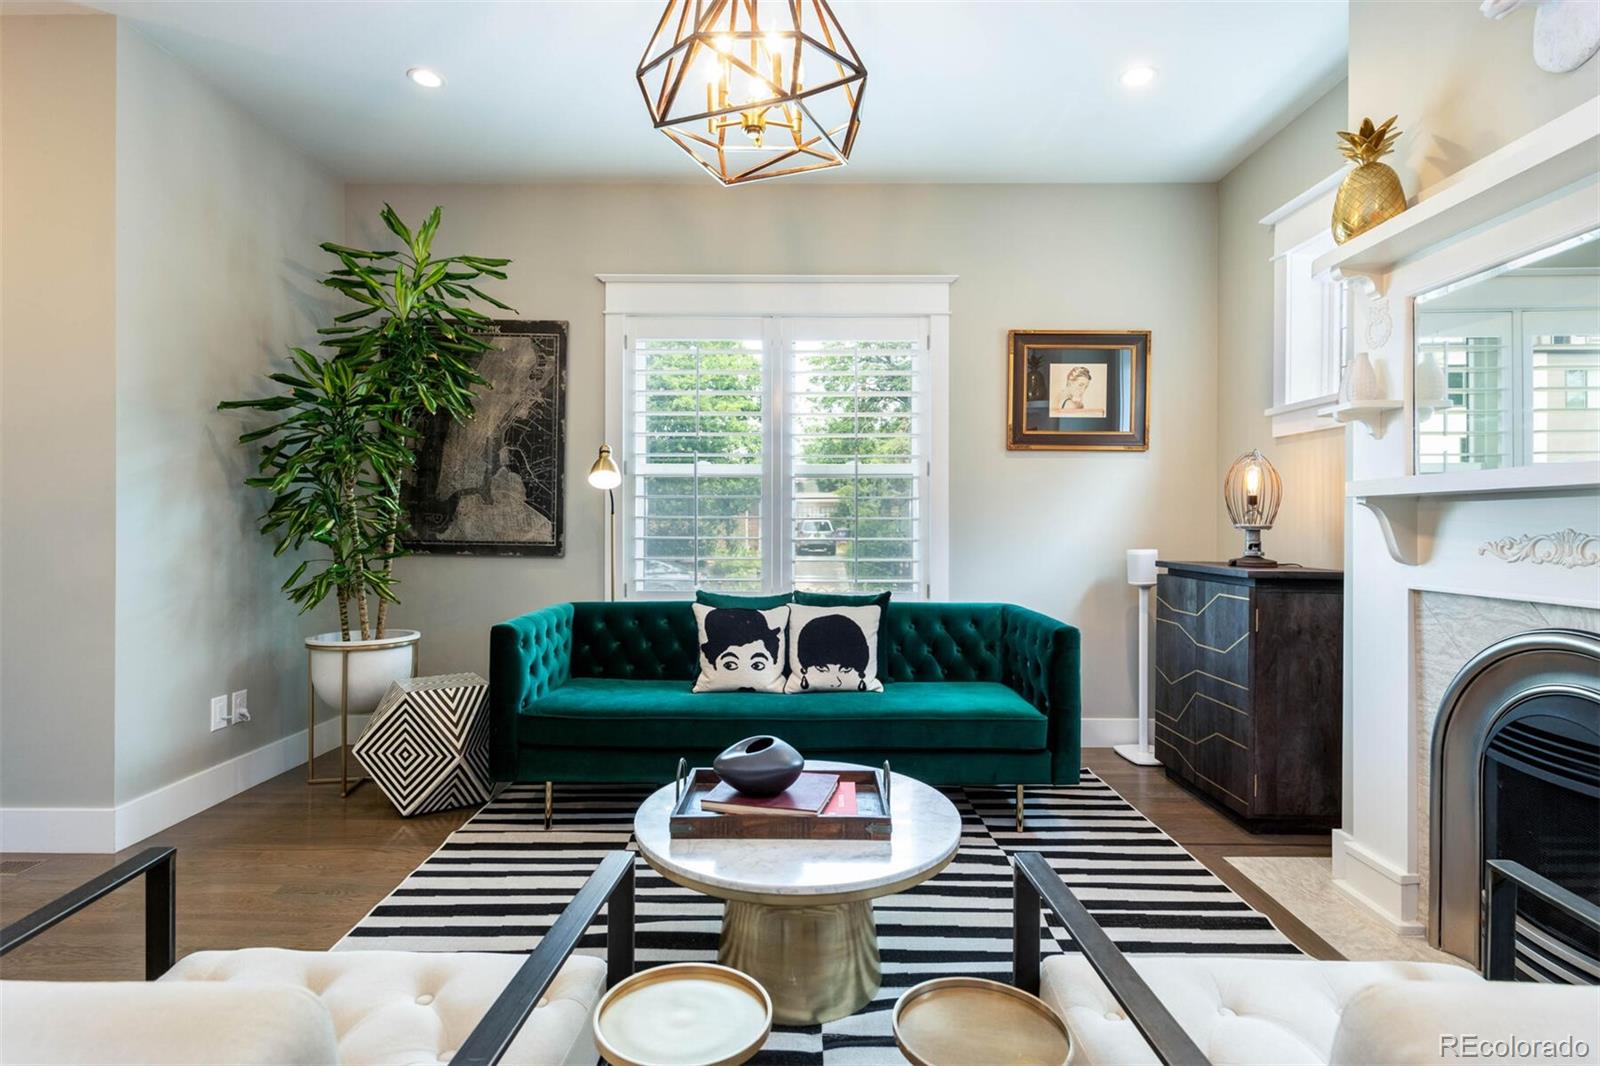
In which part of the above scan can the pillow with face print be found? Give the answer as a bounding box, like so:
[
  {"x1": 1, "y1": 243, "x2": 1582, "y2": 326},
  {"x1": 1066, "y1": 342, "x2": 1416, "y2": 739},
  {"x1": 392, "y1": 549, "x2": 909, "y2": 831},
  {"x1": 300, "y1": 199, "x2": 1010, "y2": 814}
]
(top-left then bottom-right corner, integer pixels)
[
  {"x1": 692, "y1": 604, "x2": 789, "y2": 694},
  {"x1": 784, "y1": 603, "x2": 884, "y2": 694}
]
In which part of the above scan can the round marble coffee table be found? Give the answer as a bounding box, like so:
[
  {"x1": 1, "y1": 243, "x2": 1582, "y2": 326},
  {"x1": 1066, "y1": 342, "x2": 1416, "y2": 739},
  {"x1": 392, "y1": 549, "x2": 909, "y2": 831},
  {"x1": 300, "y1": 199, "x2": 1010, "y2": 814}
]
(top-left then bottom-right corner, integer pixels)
[{"x1": 633, "y1": 761, "x2": 962, "y2": 1026}]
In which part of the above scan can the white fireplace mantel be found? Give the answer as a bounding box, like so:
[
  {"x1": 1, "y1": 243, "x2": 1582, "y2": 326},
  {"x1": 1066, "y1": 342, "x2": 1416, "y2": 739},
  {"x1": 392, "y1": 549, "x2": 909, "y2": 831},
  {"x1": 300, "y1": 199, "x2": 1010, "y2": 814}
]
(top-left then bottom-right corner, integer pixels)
[
  {"x1": 1331, "y1": 99, "x2": 1600, "y2": 942},
  {"x1": 1350, "y1": 464, "x2": 1600, "y2": 566}
]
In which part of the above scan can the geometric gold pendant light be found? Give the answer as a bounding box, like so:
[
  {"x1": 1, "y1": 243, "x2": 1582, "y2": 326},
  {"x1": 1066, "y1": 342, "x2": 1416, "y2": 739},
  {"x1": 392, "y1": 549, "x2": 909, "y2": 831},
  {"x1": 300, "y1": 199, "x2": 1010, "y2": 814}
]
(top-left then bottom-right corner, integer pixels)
[{"x1": 636, "y1": 0, "x2": 867, "y2": 185}]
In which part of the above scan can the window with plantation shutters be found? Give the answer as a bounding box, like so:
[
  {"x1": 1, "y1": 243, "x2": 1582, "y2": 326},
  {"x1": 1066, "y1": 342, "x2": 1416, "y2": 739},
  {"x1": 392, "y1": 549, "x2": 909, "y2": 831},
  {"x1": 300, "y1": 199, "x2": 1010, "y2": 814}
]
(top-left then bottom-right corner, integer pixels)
[
  {"x1": 1415, "y1": 311, "x2": 1515, "y2": 473},
  {"x1": 628, "y1": 322, "x2": 768, "y2": 595},
  {"x1": 609, "y1": 286, "x2": 949, "y2": 602},
  {"x1": 1415, "y1": 307, "x2": 1600, "y2": 472},
  {"x1": 1526, "y1": 311, "x2": 1600, "y2": 465},
  {"x1": 786, "y1": 320, "x2": 925, "y2": 597}
]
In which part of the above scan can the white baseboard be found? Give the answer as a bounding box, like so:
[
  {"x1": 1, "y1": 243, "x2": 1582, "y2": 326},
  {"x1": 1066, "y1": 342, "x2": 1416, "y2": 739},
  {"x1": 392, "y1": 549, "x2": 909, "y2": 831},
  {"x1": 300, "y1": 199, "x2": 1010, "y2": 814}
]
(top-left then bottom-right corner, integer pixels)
[
  {"x1": 0, "y1": 714, "x2": 369, "y2": 855},
  {"x1": 1331, "y1": 828, "x2": 1425, "y2": 935},
  {"x1": 0, "y1": 807, "x2": 117, "y2": 854},
  {"x1": 1081, "y1": 716, "x2": 1140, "y2": 748}
]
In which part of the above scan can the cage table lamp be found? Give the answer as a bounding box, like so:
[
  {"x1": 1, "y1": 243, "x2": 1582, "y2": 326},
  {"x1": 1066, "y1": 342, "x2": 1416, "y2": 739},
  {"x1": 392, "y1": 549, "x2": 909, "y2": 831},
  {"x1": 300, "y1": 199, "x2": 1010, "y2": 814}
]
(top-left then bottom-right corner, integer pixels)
[
  {"x1": 1224, "y1": 450, "x2": 1282, "y2": 568},
  {"x1": 1115, "y1": 548, "x2": 1162, "y2": 767}
]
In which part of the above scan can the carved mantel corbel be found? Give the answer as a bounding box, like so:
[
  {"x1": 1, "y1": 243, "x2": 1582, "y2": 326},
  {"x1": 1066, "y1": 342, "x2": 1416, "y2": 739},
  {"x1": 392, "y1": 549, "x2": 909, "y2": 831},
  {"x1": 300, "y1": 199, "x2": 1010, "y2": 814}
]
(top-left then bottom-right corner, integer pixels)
[
  {"x1": 1332, "y1": 267, "x2": 1394, "y2": 350},
  {"x1": 1357, "y1": 495, "x2": 1424, "y2": 566}
]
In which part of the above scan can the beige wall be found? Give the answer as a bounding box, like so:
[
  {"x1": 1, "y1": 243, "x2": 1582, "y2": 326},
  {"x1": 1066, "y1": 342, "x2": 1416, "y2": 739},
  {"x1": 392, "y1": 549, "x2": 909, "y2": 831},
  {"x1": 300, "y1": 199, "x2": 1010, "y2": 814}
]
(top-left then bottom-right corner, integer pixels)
[
  {"x1": 1350, "y1": 0, "x2": 1600, "y2": 196},
  {"x1": 112, "y1": 25, "x2": 344, "y2": 802},
  {"x1": 0, "y1": 14, "x2": 120, "y2": 808},
  {"x1": 1216, "y1": 83, "x2": 1349, "y2": 570},
  {"x1": 344, "y1": 182, "x2": 1222, "y2": 725}
]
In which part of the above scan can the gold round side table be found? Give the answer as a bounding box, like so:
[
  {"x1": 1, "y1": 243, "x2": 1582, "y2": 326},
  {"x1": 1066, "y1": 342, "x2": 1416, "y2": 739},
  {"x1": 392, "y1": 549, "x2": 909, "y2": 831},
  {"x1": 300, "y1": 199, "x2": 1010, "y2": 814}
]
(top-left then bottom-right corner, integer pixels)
[{"x1": 893, "y1": 977, "x2": 1071, "y2": 1066}]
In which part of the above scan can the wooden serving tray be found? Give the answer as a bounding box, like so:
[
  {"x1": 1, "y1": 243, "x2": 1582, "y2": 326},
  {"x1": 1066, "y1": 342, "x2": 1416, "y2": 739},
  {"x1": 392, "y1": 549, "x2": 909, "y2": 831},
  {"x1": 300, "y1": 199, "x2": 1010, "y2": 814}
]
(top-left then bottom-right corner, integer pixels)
[{"x1": 668, "y1": 761, "x2": 893, "y2": 840}]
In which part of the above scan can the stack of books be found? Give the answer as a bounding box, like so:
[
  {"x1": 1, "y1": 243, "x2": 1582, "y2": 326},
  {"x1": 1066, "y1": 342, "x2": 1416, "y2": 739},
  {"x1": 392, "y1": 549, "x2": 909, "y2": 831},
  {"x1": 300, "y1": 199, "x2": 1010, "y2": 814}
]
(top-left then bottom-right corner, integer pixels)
[{"x1": 700, "y1": 771, "x2": 858, "y2": 818}]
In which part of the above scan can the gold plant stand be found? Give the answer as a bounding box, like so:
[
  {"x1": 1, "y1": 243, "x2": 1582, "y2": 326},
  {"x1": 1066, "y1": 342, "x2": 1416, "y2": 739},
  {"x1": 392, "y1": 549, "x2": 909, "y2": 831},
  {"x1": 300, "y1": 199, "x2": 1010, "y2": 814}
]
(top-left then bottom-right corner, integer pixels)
[{"x1": 306, "y1": 637, "x2": 420, "y2": 797}]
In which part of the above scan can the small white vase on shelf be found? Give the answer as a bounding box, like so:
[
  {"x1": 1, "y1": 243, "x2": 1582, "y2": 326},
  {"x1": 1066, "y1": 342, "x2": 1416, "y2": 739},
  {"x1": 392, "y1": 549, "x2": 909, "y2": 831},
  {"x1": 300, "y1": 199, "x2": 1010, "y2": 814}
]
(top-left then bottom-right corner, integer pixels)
[
  {"x1": 1342, "y1": 351, "x2": 1382, "y2": 404},
  {"x1": 1415, "y1": 350, "x2": 1448, "y2": 418}
]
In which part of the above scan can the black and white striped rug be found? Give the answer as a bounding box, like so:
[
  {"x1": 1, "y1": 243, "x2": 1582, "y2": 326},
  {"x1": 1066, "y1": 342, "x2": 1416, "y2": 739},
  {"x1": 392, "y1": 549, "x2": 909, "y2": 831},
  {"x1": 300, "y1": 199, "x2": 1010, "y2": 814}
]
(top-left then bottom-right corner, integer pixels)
[{"x1": 339, "y1": 772, "x2": 1298, "y2": 1063}]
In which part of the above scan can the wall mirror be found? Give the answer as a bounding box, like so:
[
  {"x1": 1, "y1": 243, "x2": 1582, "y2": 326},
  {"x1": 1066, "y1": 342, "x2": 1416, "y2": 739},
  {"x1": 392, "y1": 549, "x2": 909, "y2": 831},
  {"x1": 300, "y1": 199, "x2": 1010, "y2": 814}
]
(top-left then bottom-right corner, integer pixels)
[{"x1": 1413, "y1": 229, "x2": 1600, "y2": 474}]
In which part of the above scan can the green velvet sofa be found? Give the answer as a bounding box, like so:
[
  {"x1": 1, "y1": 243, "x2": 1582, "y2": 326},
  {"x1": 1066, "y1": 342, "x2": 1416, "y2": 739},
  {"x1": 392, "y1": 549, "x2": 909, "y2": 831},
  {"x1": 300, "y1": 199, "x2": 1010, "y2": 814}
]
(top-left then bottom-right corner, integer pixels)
[{"x1": 490, "y1": 600, "x2": 1082, "y2": 797}]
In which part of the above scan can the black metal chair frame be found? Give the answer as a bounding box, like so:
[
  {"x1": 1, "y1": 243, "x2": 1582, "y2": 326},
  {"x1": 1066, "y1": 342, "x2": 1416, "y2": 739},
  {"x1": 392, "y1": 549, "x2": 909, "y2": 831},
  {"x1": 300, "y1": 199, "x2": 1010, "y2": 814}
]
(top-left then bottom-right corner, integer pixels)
[
  {"x1": 1012, "y1": 850, "x2": 1208, "y2": 1066},
  {"x1": 1484, "y1": 858, "x2": 1600, "y2": 982},
  {"x1": 1011, "y1": 850, "x2": 1600, "y2": 1066},
  {"x1": 0, "y1": 846, "x2": 177, "y2": 979},
  {"x1": 0, "y1": 847, "x2": 636, "y2": 1066}
]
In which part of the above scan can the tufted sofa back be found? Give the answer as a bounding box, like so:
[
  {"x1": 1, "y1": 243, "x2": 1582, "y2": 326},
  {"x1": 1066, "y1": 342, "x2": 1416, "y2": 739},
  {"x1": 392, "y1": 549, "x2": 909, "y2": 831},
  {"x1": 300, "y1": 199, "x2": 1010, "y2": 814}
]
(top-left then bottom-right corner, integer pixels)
[
  {"x1": 567, "y1": 600, "x2": 1009, "y2": 682},
  {"x1": 571, "y1": 601, "x2": 699, "y2": 680},
  {"x1": 880, "y1": 602, "x2": 1006, "y2": 682}
]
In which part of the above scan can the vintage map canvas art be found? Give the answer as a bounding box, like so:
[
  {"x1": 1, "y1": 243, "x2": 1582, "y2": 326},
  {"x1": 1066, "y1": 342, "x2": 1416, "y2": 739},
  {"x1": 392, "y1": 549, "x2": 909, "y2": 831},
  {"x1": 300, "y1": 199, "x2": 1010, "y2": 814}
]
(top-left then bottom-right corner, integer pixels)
[{"x1": 403, "y1": 319, "x2": 567, "y2": 556}]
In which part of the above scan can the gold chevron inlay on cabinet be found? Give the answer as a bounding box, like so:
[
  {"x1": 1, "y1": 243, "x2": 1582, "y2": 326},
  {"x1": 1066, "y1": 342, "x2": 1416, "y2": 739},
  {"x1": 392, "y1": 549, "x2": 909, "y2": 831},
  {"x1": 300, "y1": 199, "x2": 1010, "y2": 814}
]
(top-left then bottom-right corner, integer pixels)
[{"x1": 1152, "y1": 562, "x2": 1344, "y2": 828}]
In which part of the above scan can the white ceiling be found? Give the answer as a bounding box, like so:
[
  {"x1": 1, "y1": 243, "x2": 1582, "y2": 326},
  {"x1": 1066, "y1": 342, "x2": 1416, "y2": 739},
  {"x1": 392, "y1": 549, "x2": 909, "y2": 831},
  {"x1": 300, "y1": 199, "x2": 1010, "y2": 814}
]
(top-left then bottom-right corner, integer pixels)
[{"x1": 90, "y1": 0, "x2": 1348, "y2": 184}]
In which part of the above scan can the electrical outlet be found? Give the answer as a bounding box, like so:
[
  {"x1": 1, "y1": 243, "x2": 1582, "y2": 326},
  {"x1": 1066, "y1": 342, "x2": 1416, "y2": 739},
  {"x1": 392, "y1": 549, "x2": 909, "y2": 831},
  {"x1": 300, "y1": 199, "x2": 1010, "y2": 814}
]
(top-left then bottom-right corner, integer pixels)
[
  {"x1": 209, "y1": 695, "x2": 230, "y2": 732},
  {"x1": 230, "y1": 689, "x2": 250, "y2": 724}
]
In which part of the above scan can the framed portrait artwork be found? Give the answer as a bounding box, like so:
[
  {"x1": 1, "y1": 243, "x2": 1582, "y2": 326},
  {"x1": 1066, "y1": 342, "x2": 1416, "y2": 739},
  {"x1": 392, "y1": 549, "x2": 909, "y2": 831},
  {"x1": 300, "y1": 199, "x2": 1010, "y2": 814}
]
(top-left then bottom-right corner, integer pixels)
[{"x1": 1006, "y1": 330, "x2": 1150, "y2": 451}]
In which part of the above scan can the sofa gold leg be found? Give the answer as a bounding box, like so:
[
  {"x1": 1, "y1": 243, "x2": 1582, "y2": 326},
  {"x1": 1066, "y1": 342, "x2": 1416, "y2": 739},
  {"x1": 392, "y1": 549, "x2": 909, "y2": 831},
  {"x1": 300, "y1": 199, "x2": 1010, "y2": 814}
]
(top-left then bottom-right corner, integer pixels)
[
  {"x1": 1016, "y1": 785, "x2": 1025, "y2": 832},
  {"x1": 544, "y1": 781, "x2": 553, "y2": 830}
]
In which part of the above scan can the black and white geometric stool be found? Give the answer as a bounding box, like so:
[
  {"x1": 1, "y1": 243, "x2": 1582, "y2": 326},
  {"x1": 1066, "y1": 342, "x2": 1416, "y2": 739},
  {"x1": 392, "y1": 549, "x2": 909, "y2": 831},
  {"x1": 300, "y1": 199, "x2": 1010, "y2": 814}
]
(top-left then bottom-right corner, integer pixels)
[{"x1": 352, "y1": 672, "x2": 492, "y2": 816}]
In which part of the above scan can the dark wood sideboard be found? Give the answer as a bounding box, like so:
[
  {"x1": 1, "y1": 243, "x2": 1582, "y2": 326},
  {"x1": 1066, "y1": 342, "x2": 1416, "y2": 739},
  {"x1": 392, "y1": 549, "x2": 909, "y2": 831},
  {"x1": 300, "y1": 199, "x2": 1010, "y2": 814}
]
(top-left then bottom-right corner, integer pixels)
[{"x1": 1153, "y1": 560, "x2": 1343, "y2": 831}]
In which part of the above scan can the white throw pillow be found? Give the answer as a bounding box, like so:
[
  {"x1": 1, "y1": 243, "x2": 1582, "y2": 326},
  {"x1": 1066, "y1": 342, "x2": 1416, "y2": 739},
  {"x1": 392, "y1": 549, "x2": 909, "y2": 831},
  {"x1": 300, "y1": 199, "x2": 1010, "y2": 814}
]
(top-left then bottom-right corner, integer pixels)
[
  {"x1": 692, "y1": 604, "x2": 789, "y2": 693},
  {"x1": 784, "y1": 604, "x2": 884, "y2": 693}
]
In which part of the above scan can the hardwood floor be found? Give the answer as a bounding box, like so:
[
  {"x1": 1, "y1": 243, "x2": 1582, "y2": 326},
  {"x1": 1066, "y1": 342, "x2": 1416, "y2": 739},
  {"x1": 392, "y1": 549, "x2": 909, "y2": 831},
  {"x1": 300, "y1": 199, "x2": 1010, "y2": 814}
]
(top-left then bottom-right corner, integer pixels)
[
  {"x1": 1084, "y1": 749, "x2": 1339, "y2": 960},
  {"x1": 0, "y1": 747, "x2": 1335, "y2": 980},
  {"x1": 0, "y1": 750, "x2": 473, "y2": 981}
]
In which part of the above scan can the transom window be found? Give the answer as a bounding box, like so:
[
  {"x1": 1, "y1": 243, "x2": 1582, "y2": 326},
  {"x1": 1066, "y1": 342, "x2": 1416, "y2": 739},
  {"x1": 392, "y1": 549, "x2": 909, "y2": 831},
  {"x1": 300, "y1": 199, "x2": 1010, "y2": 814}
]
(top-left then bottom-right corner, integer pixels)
[{"x1": 602, "y1": 277, "x2": 951, "y2": 601}]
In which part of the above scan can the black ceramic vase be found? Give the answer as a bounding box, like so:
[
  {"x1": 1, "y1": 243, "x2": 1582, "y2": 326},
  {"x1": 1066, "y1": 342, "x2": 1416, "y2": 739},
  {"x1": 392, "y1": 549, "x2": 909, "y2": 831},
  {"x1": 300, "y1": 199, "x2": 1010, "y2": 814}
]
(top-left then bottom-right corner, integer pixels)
[{"x1": 713, "y1": 736, "x2": 804, "y2": 797}]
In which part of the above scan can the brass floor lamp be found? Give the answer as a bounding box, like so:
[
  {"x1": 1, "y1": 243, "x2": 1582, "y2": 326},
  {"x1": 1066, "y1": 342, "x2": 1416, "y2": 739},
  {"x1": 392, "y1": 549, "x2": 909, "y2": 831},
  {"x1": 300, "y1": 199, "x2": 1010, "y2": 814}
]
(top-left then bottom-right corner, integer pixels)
[{"x1": 588, "y1": 444, "x2": 621, "y2": 601}]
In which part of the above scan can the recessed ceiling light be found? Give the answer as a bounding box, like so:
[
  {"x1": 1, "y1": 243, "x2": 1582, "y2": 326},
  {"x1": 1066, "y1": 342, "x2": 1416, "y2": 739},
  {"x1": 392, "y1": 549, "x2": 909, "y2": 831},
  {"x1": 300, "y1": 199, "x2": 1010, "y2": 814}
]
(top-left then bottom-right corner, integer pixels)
[
  {"x1": 407, "y1": 67, "x2": 444, "y2": 89},
  {"x1": 1120, "y1": 65, "x2": 1157, "y2": 89}
]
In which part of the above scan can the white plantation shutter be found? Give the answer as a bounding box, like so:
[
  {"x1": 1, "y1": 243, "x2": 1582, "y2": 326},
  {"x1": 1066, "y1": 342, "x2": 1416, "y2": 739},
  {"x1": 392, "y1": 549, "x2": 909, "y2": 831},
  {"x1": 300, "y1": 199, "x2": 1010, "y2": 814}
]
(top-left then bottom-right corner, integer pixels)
[
  {"x1": 1415, "y1": 307, "x2": 1600, "y2": 472},
  {"x1": 1526, "y1": 310, "x2": 1600, "y2": 465},
  {"x1": 784, "y1": 318, "x2": 927, "y2": 598},
  {"x1": 620, "y1": 310, "x2": 936, "y2": 599},
  {"x1": 627, "y1": 319, "x2": 770, "y2": 595},
  {"x1": 1415, "y1": 310, "x2": 1515, "y2": 473}
]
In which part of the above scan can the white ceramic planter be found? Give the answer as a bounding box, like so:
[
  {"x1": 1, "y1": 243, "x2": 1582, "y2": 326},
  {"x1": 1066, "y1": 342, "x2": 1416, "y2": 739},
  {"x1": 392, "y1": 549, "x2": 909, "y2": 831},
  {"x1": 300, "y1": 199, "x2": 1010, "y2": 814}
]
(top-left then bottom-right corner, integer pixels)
[{"x1": 306, "y1": 629, "x2": 421, "y2": 717}]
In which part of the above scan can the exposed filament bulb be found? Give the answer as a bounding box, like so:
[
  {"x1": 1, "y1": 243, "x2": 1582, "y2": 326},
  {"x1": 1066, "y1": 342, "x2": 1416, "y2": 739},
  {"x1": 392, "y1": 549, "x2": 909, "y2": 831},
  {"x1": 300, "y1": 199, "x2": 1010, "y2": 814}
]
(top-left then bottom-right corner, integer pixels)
[{"x1": 704, "y1": 31, "x2": 799, "y2": 147}]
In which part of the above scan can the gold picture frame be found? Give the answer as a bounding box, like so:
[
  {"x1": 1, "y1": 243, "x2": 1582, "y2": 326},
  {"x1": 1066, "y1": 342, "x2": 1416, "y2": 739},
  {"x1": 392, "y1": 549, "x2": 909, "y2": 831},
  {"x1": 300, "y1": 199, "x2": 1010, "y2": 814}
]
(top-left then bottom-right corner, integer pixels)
[{"x1": 1006, "y1": 330, "x2": 1150, "y2": 451}]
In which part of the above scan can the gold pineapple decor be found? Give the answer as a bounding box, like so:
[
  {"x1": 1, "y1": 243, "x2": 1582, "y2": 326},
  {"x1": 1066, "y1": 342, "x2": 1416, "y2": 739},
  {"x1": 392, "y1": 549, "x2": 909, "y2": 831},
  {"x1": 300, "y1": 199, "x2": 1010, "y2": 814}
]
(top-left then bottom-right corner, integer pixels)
[{"x1": 1332, "y1": 115, "x2": 1406, "y2": 244}]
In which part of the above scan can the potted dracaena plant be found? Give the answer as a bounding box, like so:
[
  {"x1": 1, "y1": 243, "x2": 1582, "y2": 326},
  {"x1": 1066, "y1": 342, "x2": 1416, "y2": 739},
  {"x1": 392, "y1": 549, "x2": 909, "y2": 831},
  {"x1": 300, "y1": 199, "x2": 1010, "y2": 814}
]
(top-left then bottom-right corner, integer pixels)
[{"x1": 221, "y1": 205, "x2": 512, "y2": 718}]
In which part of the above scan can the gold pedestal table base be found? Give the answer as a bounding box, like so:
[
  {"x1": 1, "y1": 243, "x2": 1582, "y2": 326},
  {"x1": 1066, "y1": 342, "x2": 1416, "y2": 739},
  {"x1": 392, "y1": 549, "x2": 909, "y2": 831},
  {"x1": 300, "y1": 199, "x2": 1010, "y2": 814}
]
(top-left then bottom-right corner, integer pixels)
[
  {"x1": 719, "y1": 898, "x2": 880, "y2": 1025},
  {"x1": 632, "y1": 761, "x2": 963, "y2": 1029}
]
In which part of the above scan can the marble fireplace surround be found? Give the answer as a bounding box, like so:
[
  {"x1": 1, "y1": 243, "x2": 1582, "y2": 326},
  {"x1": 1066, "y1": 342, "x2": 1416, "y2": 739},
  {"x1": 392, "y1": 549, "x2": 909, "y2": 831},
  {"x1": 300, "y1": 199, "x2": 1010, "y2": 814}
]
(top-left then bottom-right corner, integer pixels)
[{"x1": 1412, "y1": 593, "x2": 1600, "y2": 931}]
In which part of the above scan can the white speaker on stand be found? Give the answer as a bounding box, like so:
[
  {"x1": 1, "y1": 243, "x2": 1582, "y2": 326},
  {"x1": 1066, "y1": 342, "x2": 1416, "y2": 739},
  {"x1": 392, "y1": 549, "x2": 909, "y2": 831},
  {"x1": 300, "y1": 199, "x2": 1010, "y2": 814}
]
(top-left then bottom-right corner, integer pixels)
[{"x1": 1115, "y1": 548, "x2": 1162, "y2": 766}]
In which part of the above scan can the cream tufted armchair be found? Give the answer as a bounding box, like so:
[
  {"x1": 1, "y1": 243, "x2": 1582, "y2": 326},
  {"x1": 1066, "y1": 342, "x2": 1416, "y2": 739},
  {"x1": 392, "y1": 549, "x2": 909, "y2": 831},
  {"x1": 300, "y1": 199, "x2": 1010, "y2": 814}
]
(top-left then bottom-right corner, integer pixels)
[
  {"x1": 0, "y1": 848, "x2": 635, "y2": 1066},
  {"x1": 1011, "y1": 851, "x2": 1600, "y2": 1066}
]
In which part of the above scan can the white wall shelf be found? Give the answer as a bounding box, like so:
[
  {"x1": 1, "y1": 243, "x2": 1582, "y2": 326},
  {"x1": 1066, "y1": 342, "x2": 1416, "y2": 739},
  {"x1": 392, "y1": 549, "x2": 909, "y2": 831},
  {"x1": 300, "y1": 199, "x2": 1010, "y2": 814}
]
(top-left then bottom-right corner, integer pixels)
[
  {"x1": 1312, "y1": 96, "x2": 1600, "y2": 284},
  {"x1": 1348, "y1": 462, "x2": 1600, "y2": 501},
  {"x1": 1320, "y1": 399, "x2": 1403, "y2": 438}
]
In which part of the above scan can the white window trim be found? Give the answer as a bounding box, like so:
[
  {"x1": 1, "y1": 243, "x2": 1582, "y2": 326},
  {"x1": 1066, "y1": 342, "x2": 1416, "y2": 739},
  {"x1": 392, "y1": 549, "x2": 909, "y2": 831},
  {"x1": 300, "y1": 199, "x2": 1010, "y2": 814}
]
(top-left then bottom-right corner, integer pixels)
[
  {"x1": 598, "y1": 274, "x2": 955, "y2": 601},
  {"x1": 1261, "y1": 169, "x2": 1347, "y2": 439}
]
